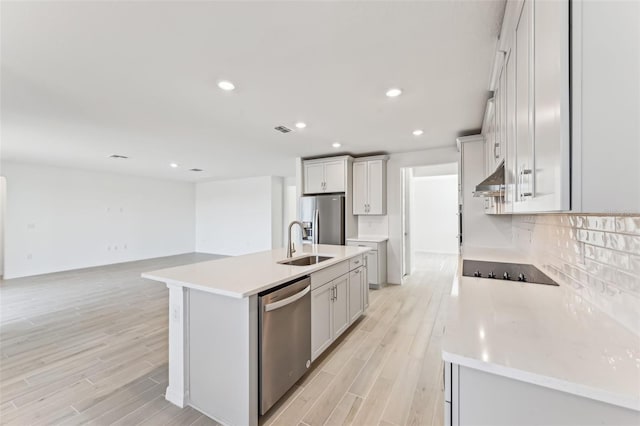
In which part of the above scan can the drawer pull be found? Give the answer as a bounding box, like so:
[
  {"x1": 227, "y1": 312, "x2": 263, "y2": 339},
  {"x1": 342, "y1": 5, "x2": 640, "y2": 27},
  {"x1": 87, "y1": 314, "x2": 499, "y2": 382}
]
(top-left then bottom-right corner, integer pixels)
[{"x1": 354, "y1": 260, "x2": 360, "y2": 264}]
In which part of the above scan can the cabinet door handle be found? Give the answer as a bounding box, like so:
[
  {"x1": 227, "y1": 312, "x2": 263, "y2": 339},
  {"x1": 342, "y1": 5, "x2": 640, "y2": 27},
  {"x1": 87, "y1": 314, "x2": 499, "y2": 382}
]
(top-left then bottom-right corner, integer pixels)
[
  {"x1": 354, "y1": 260, "x2": 360, "y2": 264},
  {"x1": 355, "y1": 269, "x2": 360, "y2": 274}
]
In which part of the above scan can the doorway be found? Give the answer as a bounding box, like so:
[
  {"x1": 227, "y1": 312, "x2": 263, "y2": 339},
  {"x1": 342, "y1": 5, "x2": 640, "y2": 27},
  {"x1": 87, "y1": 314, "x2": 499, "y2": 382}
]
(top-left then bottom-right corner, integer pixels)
[{"x1": 401, "y1": 163, "x2": 458, "y2": 278}]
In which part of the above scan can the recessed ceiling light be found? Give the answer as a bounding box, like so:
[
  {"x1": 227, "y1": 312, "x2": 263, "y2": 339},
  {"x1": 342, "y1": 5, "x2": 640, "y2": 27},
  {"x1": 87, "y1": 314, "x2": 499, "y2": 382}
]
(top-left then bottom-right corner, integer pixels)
[
  {"x1": 386, "y1": 88, "x2": 402, "y2": 98},
  {"x1": 170, "y1": 163, "x2": 179, "y2": 168},
  {"x1": 413, "y1": 129, "x2": 424, "y2": 136},
  {"x1": 295, "y1": 122, "x2": 307, "y2": 129},
  {"x1": 332, "y1": 142, "x2": 342, "y2": 148},
  {"x1": 217, "y1": 80, "x2": 235, "y2": 91}
]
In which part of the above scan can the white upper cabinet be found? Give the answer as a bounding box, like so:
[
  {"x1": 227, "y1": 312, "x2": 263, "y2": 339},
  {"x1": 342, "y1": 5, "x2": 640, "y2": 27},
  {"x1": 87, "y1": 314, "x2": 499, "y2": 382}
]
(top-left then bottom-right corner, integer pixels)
[
  {"x1": 352, "y1": 156, "x2": 387, "y2": 215},
  {"x1": 504, "y1": 45, "x2": 517, "y2": 214},
  {"x1": 353, "y1": 162, "x2": 368, "y2": 215},
  {"x1": 513, "y1": 0, "x2": 534, "y2": 210},
  {"x1": 486, "y1": 0, "x2": 638, "y2": 213},
  {"x1": 304, "y1": 162, "x2": 326, "y2": 194},
  {"x1": 571, "y1": 0, "x2": 640, "y2": 213},
  {"x1": 303, "y1": 158, "x2": 347, "y2": 194},
  {"x1": 323, "y1": 160, "x2": 347, "y2": 193},
  {"x1": 483, "y1": 0, "x2": 571, "y2": 214},
  {"x1": 527, "y1": 0, "x2": 571, "y2": 212}
]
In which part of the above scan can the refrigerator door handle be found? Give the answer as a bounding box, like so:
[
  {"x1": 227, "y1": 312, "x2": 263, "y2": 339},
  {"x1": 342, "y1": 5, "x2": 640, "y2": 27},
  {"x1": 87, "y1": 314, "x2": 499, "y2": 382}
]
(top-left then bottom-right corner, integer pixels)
[{"x1": 313, "y1": 209, "x2": 320, "y2": 244}]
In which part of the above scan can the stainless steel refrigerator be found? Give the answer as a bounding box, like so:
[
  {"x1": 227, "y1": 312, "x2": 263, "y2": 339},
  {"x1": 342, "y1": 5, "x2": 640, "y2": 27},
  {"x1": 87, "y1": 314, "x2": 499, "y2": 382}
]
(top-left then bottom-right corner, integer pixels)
[{"x1": 300, "y1": 194, "x2": 345, "y2": 245}]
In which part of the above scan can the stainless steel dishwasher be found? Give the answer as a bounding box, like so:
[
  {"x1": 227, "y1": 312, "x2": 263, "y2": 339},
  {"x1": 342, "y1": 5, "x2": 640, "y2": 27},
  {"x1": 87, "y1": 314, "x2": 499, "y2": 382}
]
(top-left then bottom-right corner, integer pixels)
[{"x1": 259, "y1": 275, "x2": 311, "y2": 415}]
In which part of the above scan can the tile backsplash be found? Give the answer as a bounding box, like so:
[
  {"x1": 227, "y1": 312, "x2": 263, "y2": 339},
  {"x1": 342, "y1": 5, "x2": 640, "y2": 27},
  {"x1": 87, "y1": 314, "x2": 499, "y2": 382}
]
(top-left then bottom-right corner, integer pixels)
[{"x1": 513, "y1": 214, "x2": 640, "y2": 335}]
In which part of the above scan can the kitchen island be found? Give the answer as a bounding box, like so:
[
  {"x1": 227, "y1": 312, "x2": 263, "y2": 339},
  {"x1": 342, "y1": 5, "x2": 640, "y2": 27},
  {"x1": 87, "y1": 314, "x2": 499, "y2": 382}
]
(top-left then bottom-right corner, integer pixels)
[
  {"x1": 442, "y1": 248, "x2": 640, "y2": 425},
  {"x1": 142, "y1": 244, "x2": 370, "y2": 426}
]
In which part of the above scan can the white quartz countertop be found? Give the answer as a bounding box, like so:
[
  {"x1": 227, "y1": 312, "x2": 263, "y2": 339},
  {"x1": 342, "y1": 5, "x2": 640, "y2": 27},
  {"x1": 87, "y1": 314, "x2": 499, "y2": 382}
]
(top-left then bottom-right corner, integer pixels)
[
  {"x1": 443, "y1": 248, "x2": 640, "y2": 411},
  {"x1": 346, "y1": 236, "x2": 389, "y2": 243},
  {"x1": 141, "y1": 244, "x2": 370, "y2": 298}
]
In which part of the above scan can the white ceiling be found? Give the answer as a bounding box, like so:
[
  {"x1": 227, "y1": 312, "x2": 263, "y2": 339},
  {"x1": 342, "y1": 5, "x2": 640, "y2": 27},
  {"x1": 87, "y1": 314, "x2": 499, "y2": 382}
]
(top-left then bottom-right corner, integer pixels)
[{"x1": 1, "y1": 1, "x2": 504, "y2": 182}]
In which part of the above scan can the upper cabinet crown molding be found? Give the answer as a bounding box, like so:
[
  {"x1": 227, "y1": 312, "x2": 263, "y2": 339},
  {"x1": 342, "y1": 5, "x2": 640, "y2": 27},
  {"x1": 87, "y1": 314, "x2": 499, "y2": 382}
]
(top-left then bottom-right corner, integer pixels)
[{"x1": 352, "y1": 155, "x2": 389, "y2": 163}]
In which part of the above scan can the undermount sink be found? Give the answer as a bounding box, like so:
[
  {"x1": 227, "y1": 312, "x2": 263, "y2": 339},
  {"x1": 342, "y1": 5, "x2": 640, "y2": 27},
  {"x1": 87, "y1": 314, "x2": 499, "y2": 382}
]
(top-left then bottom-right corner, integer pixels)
[{"x1": 278, "y1": 255, "x2": 333, "y2": 266}]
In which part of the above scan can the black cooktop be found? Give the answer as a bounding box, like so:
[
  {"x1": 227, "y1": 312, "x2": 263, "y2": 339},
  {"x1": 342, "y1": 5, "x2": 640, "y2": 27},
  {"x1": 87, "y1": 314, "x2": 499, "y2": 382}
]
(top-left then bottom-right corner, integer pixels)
[{"x1": 462, "y1": 260, "x2": 559, "y2": 286}]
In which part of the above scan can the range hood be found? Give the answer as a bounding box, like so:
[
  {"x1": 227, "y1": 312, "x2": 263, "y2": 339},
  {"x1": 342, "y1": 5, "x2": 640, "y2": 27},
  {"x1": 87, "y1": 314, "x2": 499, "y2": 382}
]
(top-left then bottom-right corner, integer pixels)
[{"x1": 474, "y1": 160, "x2": 505, "y2": 197}]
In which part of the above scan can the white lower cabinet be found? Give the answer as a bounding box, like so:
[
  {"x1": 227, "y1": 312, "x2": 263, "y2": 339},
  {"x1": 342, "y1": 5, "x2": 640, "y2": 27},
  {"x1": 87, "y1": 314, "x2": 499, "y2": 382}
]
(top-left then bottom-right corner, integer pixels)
[
  {"x1": 346, "y1": 240, "x2": 387, "y2": 289},
  {"x1": 348, "y1": 267, "x2": 364, "y2": 323},
  {"x1": 444, "y1": 362, "x2": 639, "y2": 426},
  {"x1": 310, "y1": 283, "x2": 333, "y2": 361},
  {"x1": 311, "y1": 259, "x2": 368, "y2": 362},
  {"x1": 332, "y1": 275, "x2": 349, "y2": 339}
]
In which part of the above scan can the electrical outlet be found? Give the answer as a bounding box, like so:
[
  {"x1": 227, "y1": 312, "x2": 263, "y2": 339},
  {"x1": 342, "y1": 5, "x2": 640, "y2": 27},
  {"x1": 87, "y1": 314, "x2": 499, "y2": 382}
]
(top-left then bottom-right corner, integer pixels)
[
  {"x1": 123, "y1": 244, "x2": 128, "y2": 250},
  {"x1": 27, "y1": 223, "x2": 35, "y2": 230},
  {"x1": 107, "y1": 246, "x2": 111, "y2": 251}
]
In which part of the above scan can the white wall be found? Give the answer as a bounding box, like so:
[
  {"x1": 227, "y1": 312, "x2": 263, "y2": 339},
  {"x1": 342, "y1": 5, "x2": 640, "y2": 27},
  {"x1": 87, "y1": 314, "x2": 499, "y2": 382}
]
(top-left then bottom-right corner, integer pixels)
[
  {"x1": 0, "y1": 177, "x2": 6, "y2": 277},
  {"x1": 386, "y1": 147, "x2": 460, "y2": 284},
  {"x1": 196, "y1": 176, "x2": 284, "y2": 256},
  {"x1": 271, "y1": 177, "x2": 284, "y2": 250},
  {"x1": 1, "y1": 162, "x2": 196, "y2": 279},
  {"x1": 357, "y1": 215, "x2": 389, "y2": 237},
  {"x1": 410, "y1": 175, "x2": 459, "y2": 255},
  {"x1": 283, "y1": 183, "x2": 298, "y2": 245}
]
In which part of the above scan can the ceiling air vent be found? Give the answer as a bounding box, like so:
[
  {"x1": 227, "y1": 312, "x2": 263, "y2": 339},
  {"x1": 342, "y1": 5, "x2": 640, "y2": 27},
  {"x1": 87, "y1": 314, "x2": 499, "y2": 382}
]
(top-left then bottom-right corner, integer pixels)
[
  {"x1": 274, "y1": 125, "x2": 292, "y2": 134},
  {"x1": 109, "y1": 154, "x2": 129, "y2": 159},
  {"x1": 189, "y1": 168, "x2": 204, "y2": 172}
]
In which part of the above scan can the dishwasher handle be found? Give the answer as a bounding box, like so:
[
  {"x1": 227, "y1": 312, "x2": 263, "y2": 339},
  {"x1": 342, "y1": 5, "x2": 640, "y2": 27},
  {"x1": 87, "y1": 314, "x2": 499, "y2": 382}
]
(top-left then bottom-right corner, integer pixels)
[{"x1": 264, "y1": 285, "x2": 311, "y2": 312}]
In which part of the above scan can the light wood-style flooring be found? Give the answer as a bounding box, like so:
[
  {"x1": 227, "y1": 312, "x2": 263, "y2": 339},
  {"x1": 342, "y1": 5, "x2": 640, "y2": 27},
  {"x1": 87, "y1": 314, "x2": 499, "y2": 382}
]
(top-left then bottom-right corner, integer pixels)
[{"x1": 1, "y1": 252, "x2": 456, "y2": 426}]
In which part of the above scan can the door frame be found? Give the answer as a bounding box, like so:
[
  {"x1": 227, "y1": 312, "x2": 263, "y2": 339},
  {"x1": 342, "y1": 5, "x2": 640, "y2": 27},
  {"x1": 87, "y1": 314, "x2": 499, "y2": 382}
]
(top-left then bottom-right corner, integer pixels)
[{"x1": 400, "y1": 168, "x2": 412, "y2": 282}]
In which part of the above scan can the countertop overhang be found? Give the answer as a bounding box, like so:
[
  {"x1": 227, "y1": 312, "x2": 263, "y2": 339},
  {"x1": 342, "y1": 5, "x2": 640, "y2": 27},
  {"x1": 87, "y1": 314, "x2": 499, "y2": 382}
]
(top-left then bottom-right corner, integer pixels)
[
  {"x1": 141, "y1": 244, "x2": 371, "y2": 298},
  {"x1": 443, "y1": 248, "x2": 640, "y2": 412}
]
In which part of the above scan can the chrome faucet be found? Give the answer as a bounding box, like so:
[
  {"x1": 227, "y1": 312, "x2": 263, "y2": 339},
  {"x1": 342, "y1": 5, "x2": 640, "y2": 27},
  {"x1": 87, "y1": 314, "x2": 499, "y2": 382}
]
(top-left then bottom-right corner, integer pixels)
[{"x1": 287, "y1": 221, "x2": 308, "y2": 258}]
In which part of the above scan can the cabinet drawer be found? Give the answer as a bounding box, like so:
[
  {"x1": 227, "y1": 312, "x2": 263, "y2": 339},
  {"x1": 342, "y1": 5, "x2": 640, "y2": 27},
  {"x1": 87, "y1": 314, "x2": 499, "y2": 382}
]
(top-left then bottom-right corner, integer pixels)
[
  {"x1": 349, "y1": 255, "x2": 363, "y2": 270},
  {"x1": 346, "y1": 240, "x2": 378, "y2": 250},
  {"x1": 310, "y1": 260, "x2": 349, "y2": 290}
]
